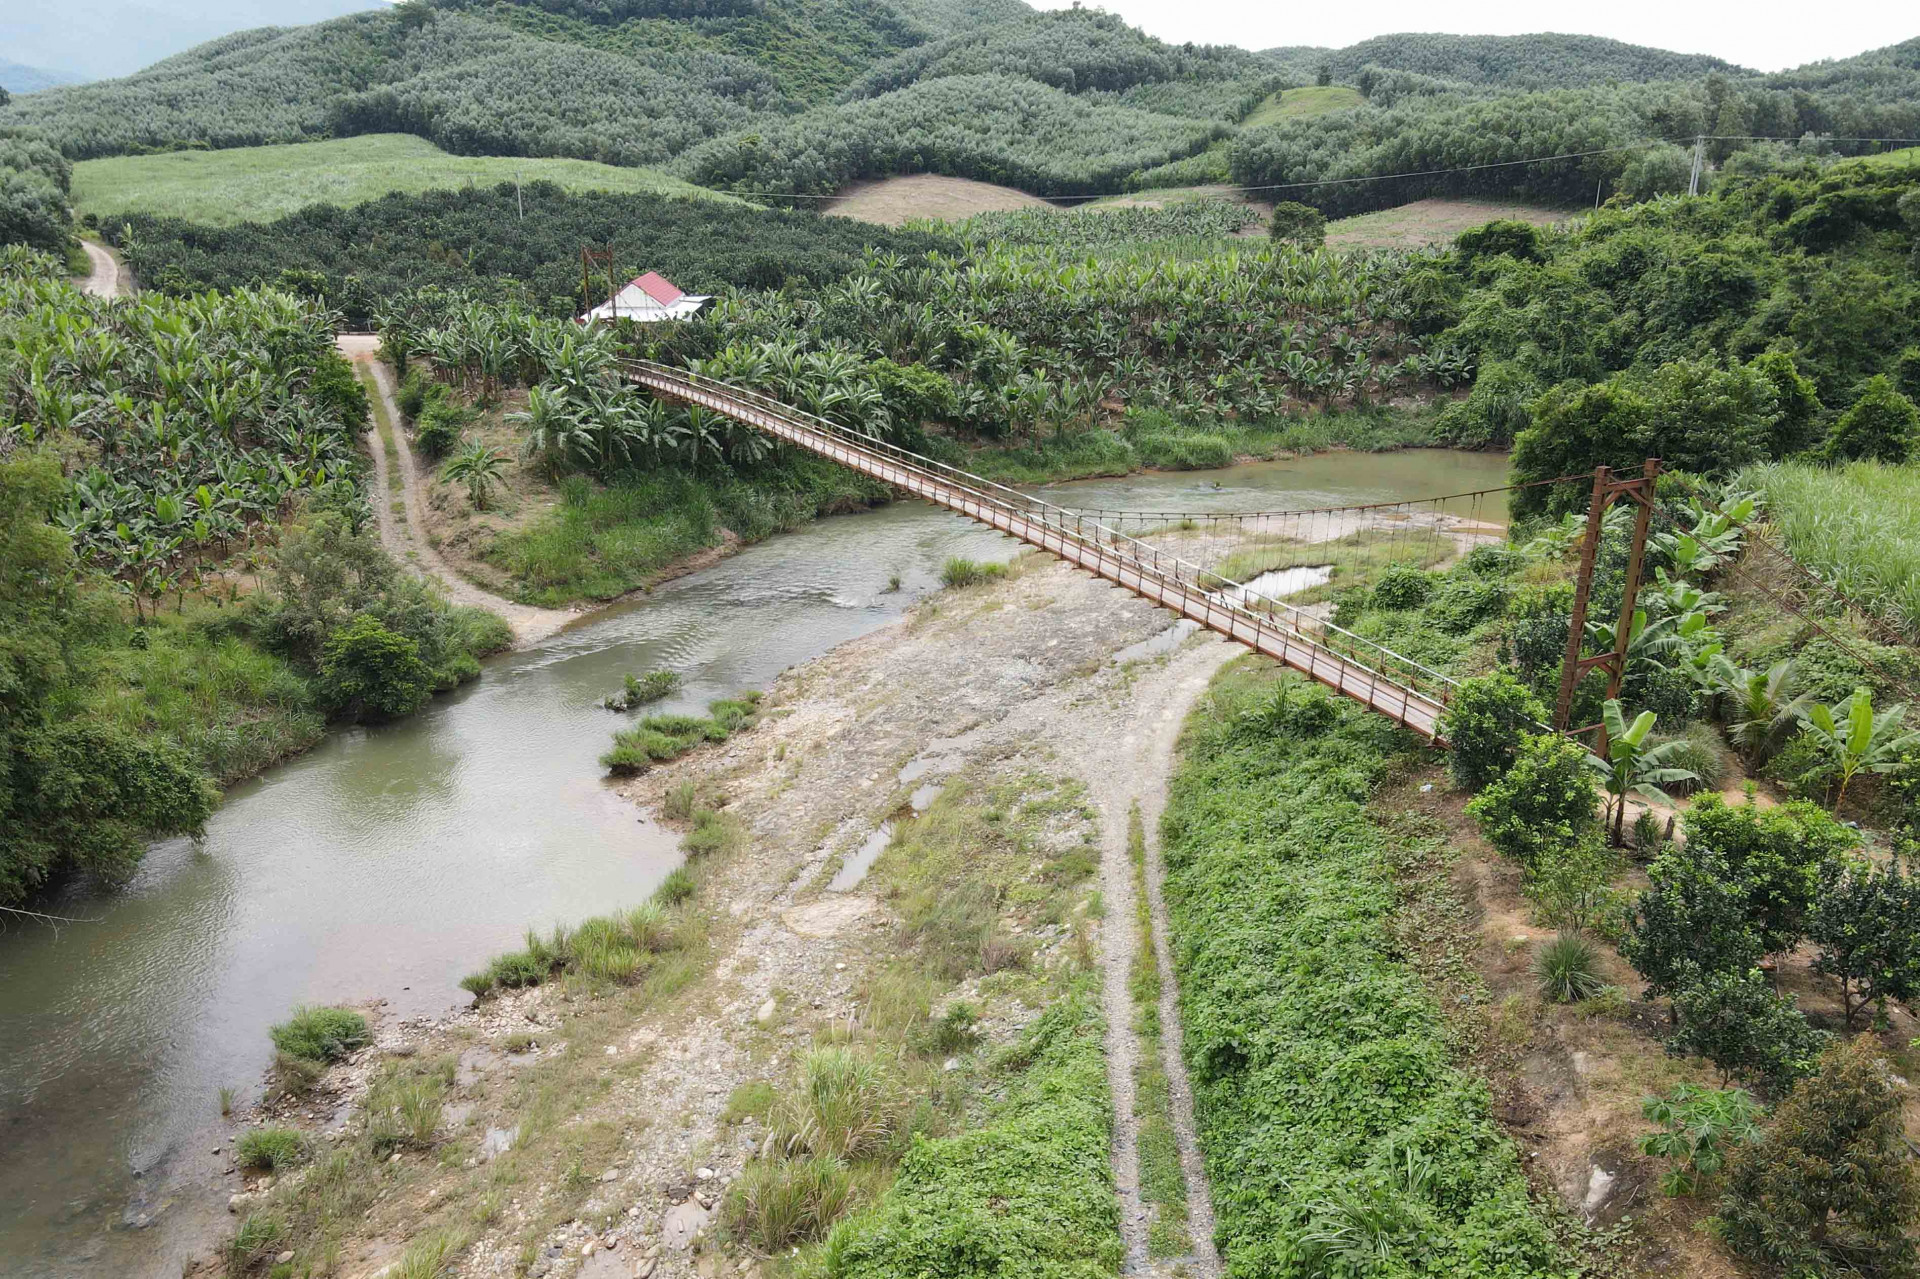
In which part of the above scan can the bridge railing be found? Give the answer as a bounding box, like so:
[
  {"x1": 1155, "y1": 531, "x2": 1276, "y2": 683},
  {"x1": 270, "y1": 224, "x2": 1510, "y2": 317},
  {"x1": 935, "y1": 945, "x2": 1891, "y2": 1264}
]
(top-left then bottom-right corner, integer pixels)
[{"x1": 624, "y1": 360, "x2": 1459, "y2": 717}]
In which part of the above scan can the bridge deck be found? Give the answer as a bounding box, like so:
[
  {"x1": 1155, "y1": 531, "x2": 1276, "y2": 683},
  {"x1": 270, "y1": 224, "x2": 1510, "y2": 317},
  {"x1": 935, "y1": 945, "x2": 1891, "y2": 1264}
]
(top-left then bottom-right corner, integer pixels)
[{"x1": 628, "y1": 363, "x2": 1450, "y2": 742}]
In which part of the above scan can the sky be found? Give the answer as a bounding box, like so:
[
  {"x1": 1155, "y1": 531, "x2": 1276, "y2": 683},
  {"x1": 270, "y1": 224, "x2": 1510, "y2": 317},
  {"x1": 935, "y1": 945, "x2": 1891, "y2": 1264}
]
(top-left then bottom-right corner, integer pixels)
[{"x1": 1030, "y1": 0, "x2": 1916, "y2": 72}]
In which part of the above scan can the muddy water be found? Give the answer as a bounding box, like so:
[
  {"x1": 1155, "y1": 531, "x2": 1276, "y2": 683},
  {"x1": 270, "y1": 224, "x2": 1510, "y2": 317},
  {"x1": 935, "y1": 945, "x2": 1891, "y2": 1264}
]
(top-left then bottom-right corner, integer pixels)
[{"x1": 0, "y1": 449, "x2": 1506, "y2": 1277}]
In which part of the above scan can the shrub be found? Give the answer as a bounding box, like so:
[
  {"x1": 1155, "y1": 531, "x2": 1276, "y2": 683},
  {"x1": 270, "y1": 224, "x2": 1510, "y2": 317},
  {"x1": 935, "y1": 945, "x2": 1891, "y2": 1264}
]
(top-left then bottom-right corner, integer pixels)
[
  {"x1": 939, "y1": 557, "x2": 1007, "y2": 588},
  {"x1": 1715, "y1": 1037, "x2": 1920, "y2": 1275},
  {"x1": 1683, "y1": 793, "x2": 1858, "y2": 954},
  {"x1": 1638, "y1": 1084, "x2": 1763, "y2": 1197},
  {"x1": 1824, "y1": 374, "x2": 1920, "y2": 464},
  {"x1": 722, "y1": 1156, "x2": 857, "y2": 1254},
  {"x1": 1534, "y1": 931, "x2": 1608, "y2": 1003},
  {"x1": 317, "y1": 614, "x2": 436, "y2": 722},
  {"x1": 236, "y1": 1126, "x2": 308, "y2": 1172},
  {"x1": 1465, "y1": 733, "x2": 1599, "y2": 867},
  {"x1": 396, "y1": 368, "x2": 438, "y2": 420},
  {"x1": 1525, "y1": 834, "x2": 1623, "y2": 935},
  {"x1": 270, "y1": 1006, "x2": 370, "y2": 1064},
  {"x1": 1267, "y1": 200, "x2": 1326, "y2": 249},
  {"x1": 1621, "y1": 849, "x2": 1763, "y2": 1003},
  {"x1": 771, "y1": 1048, "x2": 897, "y2": 1162},
  {"x1": 1456, "y1": 218, "x2": 1544, "y2": 265},
  {"x1": 1443, "y1": 673, "x2": 1546, "y2": 790},
  {"x1": 1667, "y1": 968, "x2": 1829, "y2": 1096},
  {"x1": 1650, "y1": 723, "x2": 1731, "y2": 796},
  {"x1": 1370, "y1": 562, "x2": 1432, "y2": 611},
  {"x1": 1807, "y1": 857, "x2": 1920, "y2": 1029},
  {"x1": 412, "y1": 396, "x2": 474, "y2": 459}
]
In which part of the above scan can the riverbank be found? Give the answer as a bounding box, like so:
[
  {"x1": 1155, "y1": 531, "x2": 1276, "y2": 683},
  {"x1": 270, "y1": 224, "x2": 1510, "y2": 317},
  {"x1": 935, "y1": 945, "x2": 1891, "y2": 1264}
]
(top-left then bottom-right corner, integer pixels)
[{"x1": 198, "y1": 548, "x2": 1242, "y2": 1278}]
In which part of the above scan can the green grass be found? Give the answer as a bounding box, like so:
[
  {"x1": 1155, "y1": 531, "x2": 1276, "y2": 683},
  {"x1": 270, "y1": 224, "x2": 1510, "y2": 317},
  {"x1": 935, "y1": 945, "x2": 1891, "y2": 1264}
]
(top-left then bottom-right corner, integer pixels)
[
  {"x1": 269, "y1": 1006, "x2": 370, "y2": 1064},
  {"x1": 938, "y1": 557, "x2": 1008, "y2": 589},
  {"x1": 491, "y1": 459, "x2": 883, "y2": 607},
  {"x1": 1160, "y1": 661, "x2": 1559, "y2": 1274},
  {"x1": 1209, "y1": 528, "x2": 1456, "y2": 600},
  {"x1": 1242, "y1": 84, "x2": 1366, "y2": 129},
  {"x1": 236, "y1": 1126, "x2": 308, "y2": 1172},
  {"x1": 1743, "y1": 459, "x2": 1920, "y2": 633},
  {"x1": 1126, "y1": 807, "x2": 1190, "y2": 1257},
  {"x1": 459, "y1": 878, "x2": 697, "y2": 998},
  {"x1": 601, "y1": 693, "x2": 762, "y2": 775},
  {"x1": 72, "y1": 134, "x2": 739, "y2": 227}
]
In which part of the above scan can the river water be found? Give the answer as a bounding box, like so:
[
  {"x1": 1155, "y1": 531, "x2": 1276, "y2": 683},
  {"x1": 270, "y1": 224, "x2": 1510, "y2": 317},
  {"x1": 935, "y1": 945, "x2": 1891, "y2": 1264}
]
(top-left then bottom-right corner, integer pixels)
[{"x1": 0, "y1": 449, "x2": 1506, "y2": 1278}]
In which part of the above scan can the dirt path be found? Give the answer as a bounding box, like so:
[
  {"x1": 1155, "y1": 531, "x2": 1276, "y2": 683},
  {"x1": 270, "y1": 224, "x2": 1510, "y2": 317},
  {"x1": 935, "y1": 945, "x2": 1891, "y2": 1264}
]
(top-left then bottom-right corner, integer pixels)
[
  {"x1": 336, "y1": 335, "x2": 574, "y2": 648},
  {"x1": 79, "y1": 240, "x2": 124, "y2": 298}
]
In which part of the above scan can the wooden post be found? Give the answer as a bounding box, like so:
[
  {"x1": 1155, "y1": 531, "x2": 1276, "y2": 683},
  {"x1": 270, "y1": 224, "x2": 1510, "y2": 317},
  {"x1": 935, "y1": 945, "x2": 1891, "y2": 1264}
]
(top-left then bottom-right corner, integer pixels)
[
  {"x1": 1604, "y1": 458, "x2": 1661, "y2": 703},
  {"x1": 1554, "y1": 466, "x2": 1611, "y2": 731}
]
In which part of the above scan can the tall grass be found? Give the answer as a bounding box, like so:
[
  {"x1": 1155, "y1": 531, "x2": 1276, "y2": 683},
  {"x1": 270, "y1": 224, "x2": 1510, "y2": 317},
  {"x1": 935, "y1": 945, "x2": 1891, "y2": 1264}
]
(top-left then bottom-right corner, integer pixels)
[
  {"x1": 459, "y1": 878, "x2": 695, "y2": 997},
  {"x1": 601, "y1": 692, "x2": 762, "y2": 774},
  {"x1": 1744, "y1": 460, "x2": 1920, "y2": 633},
  {"x1": 269, "y1": 1006, "x2": 369, "y2": 1064}
]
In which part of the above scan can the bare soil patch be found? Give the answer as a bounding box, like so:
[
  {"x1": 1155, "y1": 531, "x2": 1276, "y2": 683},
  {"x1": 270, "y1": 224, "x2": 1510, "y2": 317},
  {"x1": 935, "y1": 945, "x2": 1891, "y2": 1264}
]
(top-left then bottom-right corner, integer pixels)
[
  {"x1": 824, "y1": 174, "x2": 1052, "y2": 226},
  {"x1": 1325, "y1": 198, "x2": 1577, "y2": 250}
]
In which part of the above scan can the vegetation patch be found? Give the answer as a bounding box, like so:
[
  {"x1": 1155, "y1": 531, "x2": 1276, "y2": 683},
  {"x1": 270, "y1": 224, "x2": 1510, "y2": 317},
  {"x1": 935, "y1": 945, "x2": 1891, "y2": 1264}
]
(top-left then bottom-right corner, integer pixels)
[
  {"x1": 269, "y1": 1006, "x2": 370, "y2": 1064},
  {"x1": 459, "y1": 881, "x2": 697, "y2": 998},
  {"x1": 1125, "y1": 807, "x2": 1189, "y2": 1256},
  {"x1": 601, "y1": 692, "x2": 762, "y2": 775}
]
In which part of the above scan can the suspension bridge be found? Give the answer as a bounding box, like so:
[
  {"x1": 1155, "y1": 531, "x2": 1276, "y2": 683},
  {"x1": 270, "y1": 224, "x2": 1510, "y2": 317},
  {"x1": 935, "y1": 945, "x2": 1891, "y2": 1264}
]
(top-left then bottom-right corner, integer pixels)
[{"x1": 628, "y1": 359, "x2": 1476, "y2": 740}]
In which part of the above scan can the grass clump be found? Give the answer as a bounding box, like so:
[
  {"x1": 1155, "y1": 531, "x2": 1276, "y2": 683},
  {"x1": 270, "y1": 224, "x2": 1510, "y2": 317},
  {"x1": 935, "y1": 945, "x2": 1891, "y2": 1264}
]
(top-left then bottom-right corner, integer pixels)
[
  {"x1": 269, "y1": 1006, "x2": 369, "y2": 1064},
  {"x1": 603, "y1": 669, "x2": 681, "y2": 711},
  {"x1": 771, "y1": 1048, "x2": 899, "y2": 1161},
  {"x1": 1534, "y1": 931, "x2": 1609, "y2": 1004},
  {"x1": 655, "y1": 867, "x2": 696, "y2": 905},
  {"x1": 938, "y1": 557, "x2": 1008, "y2": 589},
  {"x1": 235, "y1": 1126, "x2": 307, "y2": 1172},
  {"x1": 724, "y1": 1156, "x2": 858, "y2": 1255},
  {"x1": 682, "y1": 807, "x2": 743, "y2": 857},
  {"x1": 364, "y1": 1057, "x2": 455, "y2": 1155},
  {"x1": 602, "y1": 692, "x2": 762, "y2": 775},
  {"x1": 459, "y1": 876, "x2": 694, "y2": 997},
  {"x1": 224, "y1": 1212, "x2": 287, "y2": 1274}
]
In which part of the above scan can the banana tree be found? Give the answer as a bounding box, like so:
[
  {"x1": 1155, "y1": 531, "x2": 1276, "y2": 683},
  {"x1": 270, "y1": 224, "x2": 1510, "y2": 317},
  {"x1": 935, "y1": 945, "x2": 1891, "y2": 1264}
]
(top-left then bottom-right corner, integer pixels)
[
  {"x1": 1593, "y1": 701, "x2": 1700, "y2": 846},
  {"x1": 1795, "y1": 688, "x2": 1920, "y2": 807},
  {"x1": 1724, "y1": 661, "x2": 1808, "y2": 768}
]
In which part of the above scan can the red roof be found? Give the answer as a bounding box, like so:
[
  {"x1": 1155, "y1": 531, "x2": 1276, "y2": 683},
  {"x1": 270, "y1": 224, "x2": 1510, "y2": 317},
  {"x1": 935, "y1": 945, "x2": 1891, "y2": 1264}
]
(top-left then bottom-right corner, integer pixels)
[{"x1": 628, "y1": 272, "x2": 684, "y2": 306}]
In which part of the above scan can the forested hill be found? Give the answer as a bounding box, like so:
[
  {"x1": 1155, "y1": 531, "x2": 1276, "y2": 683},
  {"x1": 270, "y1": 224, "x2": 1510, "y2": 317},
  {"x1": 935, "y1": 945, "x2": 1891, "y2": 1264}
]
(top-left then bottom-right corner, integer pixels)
[{"x1": 1294, "y1": 32, "x2": 1743, "y2": 88}]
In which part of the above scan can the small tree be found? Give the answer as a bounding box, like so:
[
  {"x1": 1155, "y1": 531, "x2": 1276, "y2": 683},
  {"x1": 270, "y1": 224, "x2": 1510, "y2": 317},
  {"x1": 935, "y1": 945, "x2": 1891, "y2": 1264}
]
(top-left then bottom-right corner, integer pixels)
[
  {"x1": 1639, "y1": 1084, "x2": 1764, "y2": 1197},
  {"x1": 1621, "y1": 848, "x2": 1764, "y2": 1006},
  {"x1": 1464, "y1": 733, "x2": 1600, "y2": 867},
  {"x1": 1806, "y1": 858, "x2": 1920, "y2": 1030},
  {"x1": 1796, "y1": 687, "x2": 1920, "y2": 808},
  {"x1": 1596, "y1": 701, "x2": 1698, "y2": 846},
  {"x1": 1667, "y1": 968, "x2": 1830, "y2": 1095},
  {"x1": 1683, "y1": 792, "x2": 1858, "y2": 955},
  {"x1": 1526, "y1": 834, "x2": 1623, "y2": 934},
  {"x1": 1268, "y1": 201, "x2": 1327, "y2": 250},
  {"x1": 1442, "y1": 672, "x2": 1546, "y2": 790},
  {"x1": 1715, "y1": 1038, "x2": 1920, "y2": 1276},
  {"x1": 317, "y1": 614, "x2": 436, "y2": 722},
  {"x1": 1824, "y1": 375, "x2": 1920, "y2": 464},
  {"x1": 441, "y1": 442, "x2": 507, "y2": 511}
]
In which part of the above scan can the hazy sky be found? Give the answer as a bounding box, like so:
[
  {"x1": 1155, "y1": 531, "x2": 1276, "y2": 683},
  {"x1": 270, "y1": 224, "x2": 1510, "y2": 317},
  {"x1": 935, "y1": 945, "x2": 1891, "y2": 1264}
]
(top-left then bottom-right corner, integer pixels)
[{"x1": 1030, "y1": 0, "x2": 1915, "y2": 72}]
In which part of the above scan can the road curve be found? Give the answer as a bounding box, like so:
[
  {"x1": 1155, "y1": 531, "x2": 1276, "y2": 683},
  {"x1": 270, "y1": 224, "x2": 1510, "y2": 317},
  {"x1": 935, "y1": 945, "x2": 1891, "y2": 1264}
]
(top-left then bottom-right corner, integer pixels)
[{"x1": 79, "y1": 240, "x2": 124, "y2": 298}]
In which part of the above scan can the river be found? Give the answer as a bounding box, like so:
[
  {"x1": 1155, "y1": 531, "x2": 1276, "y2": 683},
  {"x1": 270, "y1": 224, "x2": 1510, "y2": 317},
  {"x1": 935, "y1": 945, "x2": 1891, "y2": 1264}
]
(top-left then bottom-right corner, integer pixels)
[{"x1": 0, "y1": 449, "x2": 1506, "y2": 1277}]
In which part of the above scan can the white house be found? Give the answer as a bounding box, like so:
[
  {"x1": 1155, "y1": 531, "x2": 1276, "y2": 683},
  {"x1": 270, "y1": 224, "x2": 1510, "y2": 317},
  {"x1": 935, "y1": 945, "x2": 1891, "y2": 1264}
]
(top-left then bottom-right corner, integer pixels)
[{"x1": 579, "y1": 271, "x2": 712, "y2": 324}]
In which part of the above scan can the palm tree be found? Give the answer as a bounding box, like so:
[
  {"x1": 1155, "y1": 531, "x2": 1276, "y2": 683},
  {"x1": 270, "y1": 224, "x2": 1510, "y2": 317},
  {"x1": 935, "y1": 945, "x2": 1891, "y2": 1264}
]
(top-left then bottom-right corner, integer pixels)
[
  {"x1": 1724, "y1": 661, "x2": 1807, "y2": 768},
  {"x1": 1795, "y1": 688, "x2": 1920, "y2": 808},
  {"x1": 1594, "y1": 701, "x2": 1700, "y2": 846},
  {"x1": 441, "y1": 443, "x2": 507, "y2": 511}
]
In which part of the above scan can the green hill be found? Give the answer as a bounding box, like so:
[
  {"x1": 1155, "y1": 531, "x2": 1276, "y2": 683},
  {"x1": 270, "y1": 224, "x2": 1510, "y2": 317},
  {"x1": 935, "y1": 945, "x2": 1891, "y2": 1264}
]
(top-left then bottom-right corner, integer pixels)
[{"x1": 71, "y1": 134, "x2": 738, "y2": 226}]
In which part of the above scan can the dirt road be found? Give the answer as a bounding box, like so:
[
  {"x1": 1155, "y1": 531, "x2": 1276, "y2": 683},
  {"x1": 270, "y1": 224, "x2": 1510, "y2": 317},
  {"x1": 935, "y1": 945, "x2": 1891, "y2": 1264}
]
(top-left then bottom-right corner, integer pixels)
[
  {"x1": 79, "y1": 240, "x2": 124, "y2": 298},
  {"x1": 336, "y1": 335, "x2": 574, "y2": 648}
]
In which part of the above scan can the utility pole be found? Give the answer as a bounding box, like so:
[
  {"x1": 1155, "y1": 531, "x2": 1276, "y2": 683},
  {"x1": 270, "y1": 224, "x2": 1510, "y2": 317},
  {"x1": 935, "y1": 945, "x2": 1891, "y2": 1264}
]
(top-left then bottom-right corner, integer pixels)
[
  {"x1": 1554, "y1": 458, "x2": 1662, "y2": 756},
  {"x1": 1687, "y1": 135, "x2": 1705, "y2": 196},
  {"x1": 515, "y1": 172, "x2": 524, "y2": 221}
]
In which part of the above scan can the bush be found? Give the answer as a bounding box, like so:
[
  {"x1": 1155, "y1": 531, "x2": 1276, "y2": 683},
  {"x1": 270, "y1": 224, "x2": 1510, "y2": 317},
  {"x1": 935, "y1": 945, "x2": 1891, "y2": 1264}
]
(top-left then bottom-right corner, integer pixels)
[
  {"x1": 1824, "y1": 374, "x2": 1920, "y2": 464},
  {"x1": 722, "y1": 1156, "x2": 856, "y2": 1253},
  {"x1": 1443, "y1": 673, "x2": 1546, "y2": 790},
  {"x1": 396, "y1": 368, "x2": 441, "y2": 420},
  {"x1": 1683, "y1": 793, "x2": 1858, "y2": 954},
  {"x1": 1370, "y1": 562, "x2": 1432, "y2": 611},
  {"x1": 235, "y1": 1126, "x2": 308, "y2": 1172},
  {"x1": 1534, "y1": 930, "x2": 1607, "y2": 1003},
  {"x1": 1638, "y1": 1084, "x2": 1763, "y2": 1197},
  {"x1": 1525, "y1": 834, "x2": 1623, "y2": 935},
  {"x1": 1715, "y1": 1037, "x2": 1920, "y2": 1275},
  {"x1": 939, "y1": 557, "x2": 1007, "y2": 588},
  {"x1": 771, "y1": 1048, "x2": 897, "y2": 1162},
  {"x1": 412, "y1": 396, "x2": 473, "y2": 459},
  {"x1": 1465, "y1": 733, "x2": 1599, "y2": 867},
  {"x1": 1267, "y1": 200, "x2": 1326, "y2": 248},
  {"x1": 1667, "y1": 968, "x2": 1830, "y2": 1096},
  {"x1": 1621, "y1": 849, "x2": 1763, "y2": 1003},
  {"x1": 317, "y1": 614, "x2": 436, "y2": 722},
  {"x1": 1807, "y1": 857, "x2": 1920, "y2": 1029},
  {"x1": 1650, "y1": 723, "x2": 1731, "y2": 796},
  {"x1": 1456, "y1": 218, "x2": 1544, "y2": 265},
  {"x1": 270, "y1": 1006, "x2": 369, "y2": 1064}
]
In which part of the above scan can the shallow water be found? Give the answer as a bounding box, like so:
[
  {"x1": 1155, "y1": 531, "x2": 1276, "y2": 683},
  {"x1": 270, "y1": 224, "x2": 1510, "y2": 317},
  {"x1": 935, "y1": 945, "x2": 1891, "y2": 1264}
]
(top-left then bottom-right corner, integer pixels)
[{"x1": 0, "y1": 449, "x2": 1507, "y2": 1277}]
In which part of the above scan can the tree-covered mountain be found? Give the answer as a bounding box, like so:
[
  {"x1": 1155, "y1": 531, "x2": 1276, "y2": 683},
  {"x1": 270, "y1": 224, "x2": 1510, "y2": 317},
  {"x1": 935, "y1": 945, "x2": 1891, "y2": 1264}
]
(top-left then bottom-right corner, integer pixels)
[
  {"x1": 1301, "y1": 32, "x2": 1743, "y2": 88},
  {"x1": 0, "y1": 0, "x2": 384, "y2": 84}
]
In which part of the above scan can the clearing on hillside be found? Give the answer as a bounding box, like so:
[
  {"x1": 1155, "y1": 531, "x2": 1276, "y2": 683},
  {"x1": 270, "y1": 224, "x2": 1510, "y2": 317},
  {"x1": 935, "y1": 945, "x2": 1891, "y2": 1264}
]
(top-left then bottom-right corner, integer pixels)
[
  {"x1": 826, "y1": 174, "x2": 1053, "y2": 226},
  {"x1": 1241, "y1": 84, "x2": 1366, "y2": 128},
  {"x1": 72, "y1": 134, "x2": 737, "y2": 226},
  {"x1": 1325, "y1": 197, "x2": 1573, "y2": 249}
]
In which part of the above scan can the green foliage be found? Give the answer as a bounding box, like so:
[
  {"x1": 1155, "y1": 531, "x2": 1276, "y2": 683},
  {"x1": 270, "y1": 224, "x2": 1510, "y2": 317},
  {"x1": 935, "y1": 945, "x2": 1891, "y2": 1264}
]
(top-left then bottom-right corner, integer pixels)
[
  {"x1": 1638, "y1": 1084, "x2": 1763, "y2": 1197},
  {"x1": 1824, "y1": 375, "x2": 1920, "y2": 464},
  {"x1": 960, "y1": 199, "x2": 1253, "y2": 252},
  {"x1": 1682, "y1": 793, "x2": 1858, "y2": 955},
  {"x1": 1595, "y1": 701, "x2": 1697, "y2": 845},
  {"x1": 603, "y1": 669, "x2": 681, "y2": 711},
  {"x1": 1266, "y1": 200, "x2": 1325, "y2": 249},
  {"x1": 1160, "y1": 664, "x2": 1557, "y2": 1275},
  {"x1": 1667, "y1": 967, "x2": 1830, "y2": 1095},
  {"x1": 1441, "y1": 673, "x2": 1544, "y2": 790},
  {"x1": 236, "y1": 1126, "x2": 309, "y2": 1172},
  {"x1": 460, "y1": 884, "x2": 693, "y2": 997},
  {"x1": 412, "y1": 395, "x2": 472, "y2": 460},
  {"x1": 1745, "y1": 458, "x2": 1920, "y2": 637},
  {"x1": 1621, "y1": 848, "x2": 1764, "y2": 1003},
  {"x1": 1464, "y1": 732, "x2": 1600, "y2": 867},
  {"x1": 269, "y1": 1006, "x2": 370, "y2": 1064},
  {"x1": 1795, "y1": 686, "x2": 1920, "y2": 806},
  {"x1": 1371, "y1": 562, "x2": 1433, "y2": 611},
  {"x1": 938, "y1": 556, "x2": 1007, "y2": 588},
  {"x1": 655, "y1": 866, "x2": 696, "y2": 904},
  {"x1": 770, "y1": 1048, "x2": 898, "y2": 1161},
  {"x1": 1534, "y1": 930, "x2": 1607, "y2": 1004},
  {"x1": 363, "y1": 1057, "x2": 453, "y2": 1155},
  {"x1": 316, "y1": 614, "x2": 437, "y2": 723},
  {"x1": 602, "y1": 692, "x2": 761, "y2": 773},
  {"x1": 1715, "y1": 1036, "x2": 1920, "y2": 1277},
  {"x1": 1525, "y1": 835, "x2": 1623, "y2": 936},
  {"x1": 1807, "y1": 857, "x2": 1920, "y2": 1030},
  {"x1": 723, "y1": 1156, "x2": 857, "y2": 1253},
  {"x1": 819, "y1": 987, "x2": 1123, "y2": 1279},
  {"x1": 439, "y1": 442, "x2": 506, "y2": 509}
]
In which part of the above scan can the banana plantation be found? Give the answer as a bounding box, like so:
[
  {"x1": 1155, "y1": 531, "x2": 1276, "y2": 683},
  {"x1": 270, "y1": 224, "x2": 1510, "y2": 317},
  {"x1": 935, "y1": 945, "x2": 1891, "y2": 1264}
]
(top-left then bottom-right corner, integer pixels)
[{"x1": 0, "y1": 246, "x2": 366, "y2": 618}]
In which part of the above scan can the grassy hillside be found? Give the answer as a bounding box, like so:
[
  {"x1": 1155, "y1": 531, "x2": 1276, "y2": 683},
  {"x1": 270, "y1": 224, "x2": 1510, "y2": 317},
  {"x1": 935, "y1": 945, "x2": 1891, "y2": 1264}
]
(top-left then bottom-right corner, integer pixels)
[
  {"x1": 72, "y1": 134, "x2": 736, "y2": 226},
  {"x1": 1240, "y1": 83, "x2": 1363, "y2": 128}
]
